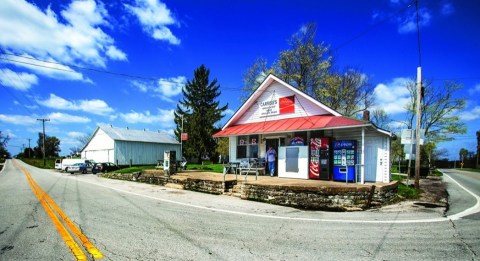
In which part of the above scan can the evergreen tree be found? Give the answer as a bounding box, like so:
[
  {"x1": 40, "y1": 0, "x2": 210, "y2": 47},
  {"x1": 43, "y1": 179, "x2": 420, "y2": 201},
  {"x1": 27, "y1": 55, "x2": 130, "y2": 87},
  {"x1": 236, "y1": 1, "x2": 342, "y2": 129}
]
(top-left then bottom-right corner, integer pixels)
[{"x1": 174, "y1": 65, "x2": 228, "y2": 163}]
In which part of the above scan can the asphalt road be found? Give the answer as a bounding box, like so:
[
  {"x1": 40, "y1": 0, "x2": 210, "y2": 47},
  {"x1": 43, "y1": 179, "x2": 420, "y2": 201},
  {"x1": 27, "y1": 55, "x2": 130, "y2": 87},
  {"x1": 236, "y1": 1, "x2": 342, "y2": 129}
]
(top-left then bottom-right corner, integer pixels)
[{"x1": 0, "y1": 160, "x2": 479, "y2": 260}]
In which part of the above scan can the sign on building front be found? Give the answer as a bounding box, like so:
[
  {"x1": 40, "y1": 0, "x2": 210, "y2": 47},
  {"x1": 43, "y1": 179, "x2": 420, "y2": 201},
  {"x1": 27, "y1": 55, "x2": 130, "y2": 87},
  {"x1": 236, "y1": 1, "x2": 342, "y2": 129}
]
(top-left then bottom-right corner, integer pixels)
[{"x1": 259, "y1": 95, "x2": 295, "y2": 117}]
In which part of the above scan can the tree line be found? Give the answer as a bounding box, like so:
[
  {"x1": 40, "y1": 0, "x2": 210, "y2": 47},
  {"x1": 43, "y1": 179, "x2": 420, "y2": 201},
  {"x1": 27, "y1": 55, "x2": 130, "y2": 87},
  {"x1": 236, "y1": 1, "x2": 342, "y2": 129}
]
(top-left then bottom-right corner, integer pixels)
[{"x1": 171, "y1": 22, "x2": 470, "y2": 169}]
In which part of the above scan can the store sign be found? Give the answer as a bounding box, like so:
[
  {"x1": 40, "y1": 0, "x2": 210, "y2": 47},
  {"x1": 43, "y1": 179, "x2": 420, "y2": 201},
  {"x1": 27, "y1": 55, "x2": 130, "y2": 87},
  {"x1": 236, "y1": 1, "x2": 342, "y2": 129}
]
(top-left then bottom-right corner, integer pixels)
[
  {"x1": 279, "y1": 95, "x2": 295, "y2": 114},
  {"x1": 259, "y1": 95, "x2": 295, "y2": 117}
]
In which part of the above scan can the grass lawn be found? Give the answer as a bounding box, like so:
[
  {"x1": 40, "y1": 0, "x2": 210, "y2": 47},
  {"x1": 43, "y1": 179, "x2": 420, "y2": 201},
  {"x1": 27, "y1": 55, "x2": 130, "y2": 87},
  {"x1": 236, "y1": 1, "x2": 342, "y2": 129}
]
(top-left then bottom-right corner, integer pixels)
[
  {"x1": 391, "y1": 175, "x2": 422, "y2": 199},
  {"x1": 115, "y1": 163, "x2": 225, "y2": 174},
  {"x1": 115, "y1": 165, "x2": 156, "y2": 173},
  {"x1": 186, "y1": 163, "x2": 224, "y2": 173},
  {"x1": 21, "y1": 158, "x2": 56, "y2": 169},
  {"x1": 457, "y1": 168, "x2": 480, "y2": 173}
]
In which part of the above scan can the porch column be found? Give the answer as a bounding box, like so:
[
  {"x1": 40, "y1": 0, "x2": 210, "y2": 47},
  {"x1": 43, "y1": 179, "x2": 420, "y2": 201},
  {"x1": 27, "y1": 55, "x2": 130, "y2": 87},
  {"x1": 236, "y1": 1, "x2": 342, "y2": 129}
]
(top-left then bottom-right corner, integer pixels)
[{"x1": 361, "y1": 127, "x2": 365, "y2": 184}]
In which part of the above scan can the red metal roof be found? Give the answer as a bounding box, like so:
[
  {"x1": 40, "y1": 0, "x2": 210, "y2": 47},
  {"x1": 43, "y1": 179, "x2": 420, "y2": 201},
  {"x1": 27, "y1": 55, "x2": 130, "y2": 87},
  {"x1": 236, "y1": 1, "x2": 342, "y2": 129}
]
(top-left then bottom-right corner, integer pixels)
[{"x1": 213, "y1": 115, "x2": 367, "y2": 137}]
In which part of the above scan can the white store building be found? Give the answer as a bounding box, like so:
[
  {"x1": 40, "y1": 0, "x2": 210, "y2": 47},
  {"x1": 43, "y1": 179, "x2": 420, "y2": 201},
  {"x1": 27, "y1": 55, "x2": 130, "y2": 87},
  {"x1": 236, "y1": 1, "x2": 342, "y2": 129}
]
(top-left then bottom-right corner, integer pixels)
[{"x1": 214, "y1": 74, "x2": 392, "y2": 183}]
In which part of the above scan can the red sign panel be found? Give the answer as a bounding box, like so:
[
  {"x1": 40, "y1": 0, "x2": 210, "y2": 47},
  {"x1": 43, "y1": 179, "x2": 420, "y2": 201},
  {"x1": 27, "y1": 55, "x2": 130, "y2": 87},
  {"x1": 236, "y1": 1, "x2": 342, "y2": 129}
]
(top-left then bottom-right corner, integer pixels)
[
  {"x1": 279, "y1": 95, "x2": 295, "y2": 114},
  {"x1": 181, "y1": 133, "x2": 188, "y2": 141}
]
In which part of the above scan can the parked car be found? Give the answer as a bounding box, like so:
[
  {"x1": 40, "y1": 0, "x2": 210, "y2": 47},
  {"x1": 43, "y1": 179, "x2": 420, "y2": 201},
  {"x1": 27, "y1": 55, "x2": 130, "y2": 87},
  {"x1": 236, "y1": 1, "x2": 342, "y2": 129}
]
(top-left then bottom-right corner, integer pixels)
[
  {"x1": 68, "y1": 162, "x2": 93, "y2": 174},
  {"x1": 92, "y1": 162, "x2": 120, "y2": 174},
  {"x1": 62, "y1": 159, "x2": 94, "y2": 172}
]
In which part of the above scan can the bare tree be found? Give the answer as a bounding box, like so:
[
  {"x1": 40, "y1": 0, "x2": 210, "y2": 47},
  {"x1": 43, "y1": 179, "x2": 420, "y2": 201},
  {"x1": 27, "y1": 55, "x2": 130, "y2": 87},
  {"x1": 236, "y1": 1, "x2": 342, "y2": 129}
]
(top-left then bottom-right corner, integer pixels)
[
  {"x1": 76, "y1": 134, "x2": 91, "y2": 149},
  {"x1": 370, "y1": 109, "x2": 391, "y2": 130},
  {"x1": 277, "y1": 22, "x2": 332, "y2": 97},
  {"x1": 405, "y1": 80, "x2": 466, "y2": 143},
  {"x1": 241, "y1": 57, "x2": 272, "y2": 102},
  {"x1": 315, "y1": 68, "x2": 374, "y2": 116}
]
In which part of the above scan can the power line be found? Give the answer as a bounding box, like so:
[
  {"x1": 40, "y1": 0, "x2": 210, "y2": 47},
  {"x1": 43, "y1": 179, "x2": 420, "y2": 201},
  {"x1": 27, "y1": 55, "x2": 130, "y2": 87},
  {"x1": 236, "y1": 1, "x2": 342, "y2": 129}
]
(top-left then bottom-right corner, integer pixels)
[
  {"x1": 333, "y1": 0, "x2": 416, "y2": 51},
  {"x1": 0, "y1": 52, "x2": 158, "y2": 82}
]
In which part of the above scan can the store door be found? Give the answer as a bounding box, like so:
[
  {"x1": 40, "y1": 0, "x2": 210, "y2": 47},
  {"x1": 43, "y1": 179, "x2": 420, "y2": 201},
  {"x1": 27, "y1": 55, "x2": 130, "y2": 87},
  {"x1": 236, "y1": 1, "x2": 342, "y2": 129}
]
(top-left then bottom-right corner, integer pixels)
[
  {"x1": 365, "y1": 137, "x2": 382, "y2": 182},
  {"x1": 265, "y1": 139, "x2": 279, "y2": 175}
]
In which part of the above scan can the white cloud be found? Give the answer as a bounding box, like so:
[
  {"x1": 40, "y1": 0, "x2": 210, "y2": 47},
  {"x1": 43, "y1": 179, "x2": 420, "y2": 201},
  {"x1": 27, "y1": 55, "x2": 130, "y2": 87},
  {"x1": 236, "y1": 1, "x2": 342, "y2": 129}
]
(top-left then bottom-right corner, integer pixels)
[
  {"x1": 373, "y1": 78, "x2": 411, "y2": 115},
  {"x1": 224, "y1": 109, "x2": 235, "y2": 116},
  {"x1": 0, "y1": 114, "x2": 38, "y2": 125},
  {"x1": 155, "y1": 76, "x2": 185, "y2": 101},
  {"x1": 398, "y1": 8, "x2": 431, "y2": 33},
  {"x1": 130, "y1": 76, "x2": 185, "y2": 102},
  {"x1": 0, "y1": 68, "x2": 38, "y2": 91},
  {"x1": 125, "y1": 0, "x2": 181, "y2": 45},
  {"x1": 0, "y1": 0, "x2": 127, "y2": 79},
  {"x1": 131, "y1": 80, "x2": 149, "y2": 92},
  {"x1": 106, "y1": 46, "x2": 127, "y2": 61},
  {"x1": 440, "y1": 2, "x2": 454, "y2": 16},
  {"x1": 459, "y1": 106, "x2": 480, "y2": 121},
  {"x1": 37, "y1": 93, "x2": 114, "y2": 115},
  {"x1": 468, "y1": 84, "x2": 480, "y2": 95},
  {"x1": 67, "y1": 131, "x2": 86, "y2": 138},
  {"x1": 119, "y1": 109, "x2": 174, "y2": 126},
  {"x1": 3, "y1": 53, "x2": 91, "y2": 82},
  {"x1": 47, "y1": 112, "x2": 91, "y2": 123}
]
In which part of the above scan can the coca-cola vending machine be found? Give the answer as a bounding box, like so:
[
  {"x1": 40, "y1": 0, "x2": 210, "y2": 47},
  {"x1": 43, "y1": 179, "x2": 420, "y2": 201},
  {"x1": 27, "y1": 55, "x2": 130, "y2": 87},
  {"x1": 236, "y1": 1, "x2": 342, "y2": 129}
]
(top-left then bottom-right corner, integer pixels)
[{"x1": 309, "y1": 138, "x2": 330, "y2": 180}]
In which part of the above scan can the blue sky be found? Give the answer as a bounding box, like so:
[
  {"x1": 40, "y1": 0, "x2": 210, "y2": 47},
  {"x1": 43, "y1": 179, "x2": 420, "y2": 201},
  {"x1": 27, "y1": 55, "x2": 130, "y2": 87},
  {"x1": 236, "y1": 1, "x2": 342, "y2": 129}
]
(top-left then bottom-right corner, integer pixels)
[{"x1": 0, "y1": 0, "x2": 479, "y2": 160}]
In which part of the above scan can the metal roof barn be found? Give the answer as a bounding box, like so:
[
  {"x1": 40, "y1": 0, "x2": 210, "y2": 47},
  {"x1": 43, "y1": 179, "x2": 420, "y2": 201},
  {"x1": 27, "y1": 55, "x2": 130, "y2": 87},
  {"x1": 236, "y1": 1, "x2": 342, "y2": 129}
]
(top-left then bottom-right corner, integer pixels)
[{"x1": 81, "y1": 125, "x2": 180, "y2": 166}]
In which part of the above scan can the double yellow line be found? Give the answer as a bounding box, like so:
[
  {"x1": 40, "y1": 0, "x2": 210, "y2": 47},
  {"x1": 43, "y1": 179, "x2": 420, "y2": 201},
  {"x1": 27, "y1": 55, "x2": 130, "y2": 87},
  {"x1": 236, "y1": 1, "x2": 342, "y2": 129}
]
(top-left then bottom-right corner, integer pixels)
[{"x1": 15, "y1": 161, "x2": 104, "y2": 260}]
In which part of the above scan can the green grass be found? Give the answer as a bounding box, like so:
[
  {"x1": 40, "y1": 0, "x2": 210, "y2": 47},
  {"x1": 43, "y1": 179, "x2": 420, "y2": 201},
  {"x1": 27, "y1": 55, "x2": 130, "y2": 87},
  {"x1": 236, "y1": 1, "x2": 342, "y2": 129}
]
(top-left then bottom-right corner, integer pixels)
[
  {"x1": 114, "y1": 165, "x2": 156, "y2": 173},
  {"x1": 21, "y1": 158, "x2": 56, "y2": 169},
  {"x1": 391, "y1": 175, "x2": 422, "y2": 199},
  {"x1": 108, "y1": 163, "x2": 224, "y2": 174},
  {"x1": 186, "y1": 163, "x2": 224, "y2": 173},
  {"x1": 457, "y1": 168, "x2": 480, "y2": 173},
  {"x1": 430, "y1": 169, "x2": 443, "y2": 176}
]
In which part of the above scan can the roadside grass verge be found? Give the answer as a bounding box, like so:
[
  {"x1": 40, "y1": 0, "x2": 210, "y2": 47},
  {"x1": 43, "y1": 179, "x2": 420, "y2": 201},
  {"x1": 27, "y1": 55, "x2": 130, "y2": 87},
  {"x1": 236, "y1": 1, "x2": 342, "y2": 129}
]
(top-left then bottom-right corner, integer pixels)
[
  {"x1": 456, "y1": 168, "x2": 480, "y2": 173},
  {"x1": 391, "y1": 175, "x2": 422, "y2": 199},
  {"x1": 430, "y1": 169, "x2": 443, "y2": 176},
  {"x1": 115, "y1": 165, "x2": 155, "y2": 173},
  {"x1": 21, "y1": 158, "x2": 56, "y2": 169}
]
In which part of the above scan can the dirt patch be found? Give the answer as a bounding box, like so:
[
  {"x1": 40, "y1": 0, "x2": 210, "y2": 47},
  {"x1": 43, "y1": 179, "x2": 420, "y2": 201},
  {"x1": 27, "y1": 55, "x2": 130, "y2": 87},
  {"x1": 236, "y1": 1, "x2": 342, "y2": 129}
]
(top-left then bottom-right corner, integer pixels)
[
  {"x1": 374, "y1": 176, "x2": 448, "y2": 213},
  {"x1": 417, "y1": 176, "x2": 448, "y2": 206}
]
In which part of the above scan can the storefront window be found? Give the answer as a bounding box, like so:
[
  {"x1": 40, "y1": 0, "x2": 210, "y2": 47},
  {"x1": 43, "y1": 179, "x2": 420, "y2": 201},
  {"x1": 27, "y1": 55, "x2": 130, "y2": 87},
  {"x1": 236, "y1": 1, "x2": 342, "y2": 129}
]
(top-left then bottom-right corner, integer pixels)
[{"x1": 236, "y1": 135, "x2": 259, "y2": 159}]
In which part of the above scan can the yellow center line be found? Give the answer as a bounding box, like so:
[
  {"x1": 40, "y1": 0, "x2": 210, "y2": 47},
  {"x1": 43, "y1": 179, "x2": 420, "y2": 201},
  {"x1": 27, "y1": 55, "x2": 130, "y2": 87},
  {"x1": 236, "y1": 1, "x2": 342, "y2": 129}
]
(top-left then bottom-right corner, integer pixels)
[{"x1": 14, "y1": 160, "x2": 104, "y2": 260}]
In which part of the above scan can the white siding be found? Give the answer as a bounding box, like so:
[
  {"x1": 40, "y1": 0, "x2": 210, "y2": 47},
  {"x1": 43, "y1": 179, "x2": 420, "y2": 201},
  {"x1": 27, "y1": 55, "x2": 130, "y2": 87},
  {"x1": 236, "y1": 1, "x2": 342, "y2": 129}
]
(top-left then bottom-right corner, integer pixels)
[
  {"x1": 229, "y1": 136, "x2": 237, "y2": 161},
  {"x1": 237, "y1": 82, "x2": 330, "y2": 124},
  {"x1": 82, "y1": 129, "x2": 115, "y2": 162},
  {"x1": 114, "y1": 141, "x2": 180, "y2": 165},
  {"x1": 324, "y1": 127, "x2": 389, "y2": 182}
]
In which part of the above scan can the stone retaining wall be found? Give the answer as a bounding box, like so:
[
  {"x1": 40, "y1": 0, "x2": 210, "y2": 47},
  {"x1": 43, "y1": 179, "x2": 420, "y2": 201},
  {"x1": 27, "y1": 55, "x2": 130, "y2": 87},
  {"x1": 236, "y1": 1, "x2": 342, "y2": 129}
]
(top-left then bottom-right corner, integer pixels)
[
  {"x1": 240, "y1": 183, "x2": 398, "y2": 211},
  {"x1": 100, "y1": 171, "x2": 398, "y2": 211}
]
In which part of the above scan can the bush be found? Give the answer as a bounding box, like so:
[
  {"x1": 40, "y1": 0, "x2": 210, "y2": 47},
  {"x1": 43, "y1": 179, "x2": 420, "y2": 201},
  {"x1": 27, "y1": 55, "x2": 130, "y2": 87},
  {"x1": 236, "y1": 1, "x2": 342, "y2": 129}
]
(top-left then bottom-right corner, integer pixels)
[{"x1": 408, "y1": 167, "x2": 430, "y2": 178}]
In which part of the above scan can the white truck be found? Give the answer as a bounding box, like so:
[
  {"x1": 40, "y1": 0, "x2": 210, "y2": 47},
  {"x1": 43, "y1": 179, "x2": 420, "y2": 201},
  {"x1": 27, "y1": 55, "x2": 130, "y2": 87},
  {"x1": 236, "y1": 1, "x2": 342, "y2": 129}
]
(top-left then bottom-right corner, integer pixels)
[{"x1": 61, "y1": 158, "x2": 95, "y2": 172}]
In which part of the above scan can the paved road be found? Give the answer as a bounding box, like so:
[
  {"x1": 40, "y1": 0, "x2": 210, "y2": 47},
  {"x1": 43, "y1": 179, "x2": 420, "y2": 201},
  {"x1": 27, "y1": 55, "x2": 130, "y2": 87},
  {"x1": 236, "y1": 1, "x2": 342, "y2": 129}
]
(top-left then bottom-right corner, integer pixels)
[{"x1": 1, "y1": 160, "x2": 479, "y2": 260}]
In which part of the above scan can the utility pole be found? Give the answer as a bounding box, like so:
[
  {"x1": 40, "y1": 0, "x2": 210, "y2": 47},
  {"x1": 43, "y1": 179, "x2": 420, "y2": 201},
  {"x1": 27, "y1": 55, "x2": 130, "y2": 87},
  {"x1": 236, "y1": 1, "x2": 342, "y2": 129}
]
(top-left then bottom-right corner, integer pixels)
[
  {"x1": 414, "y1": 0, "x2": 422, "y2": 189},
  {"x1": 414, "y1": 68, "x2": 422, "y2": 188},
  {"x1": 37, "y1": 118, "x2": 50, "y2": 166},
  {"x1": 27, "y1": 138, "x2": 31, "y2": 158}
]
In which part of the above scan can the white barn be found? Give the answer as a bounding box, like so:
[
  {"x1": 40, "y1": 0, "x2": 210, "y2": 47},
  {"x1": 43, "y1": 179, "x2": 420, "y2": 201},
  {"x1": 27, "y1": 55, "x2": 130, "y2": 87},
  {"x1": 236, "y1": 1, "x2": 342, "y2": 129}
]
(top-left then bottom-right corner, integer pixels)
[{"x1": 81, "y1": 125, "x2": 181, "y2": 166}]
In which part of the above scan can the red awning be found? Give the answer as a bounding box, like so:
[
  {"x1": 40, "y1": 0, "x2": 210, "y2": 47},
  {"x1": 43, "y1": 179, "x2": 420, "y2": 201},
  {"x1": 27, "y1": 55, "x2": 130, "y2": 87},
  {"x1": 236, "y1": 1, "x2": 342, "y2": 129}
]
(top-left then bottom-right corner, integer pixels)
[{"x1": 213, "y1": 115, "x2": 367, "y2": 137}]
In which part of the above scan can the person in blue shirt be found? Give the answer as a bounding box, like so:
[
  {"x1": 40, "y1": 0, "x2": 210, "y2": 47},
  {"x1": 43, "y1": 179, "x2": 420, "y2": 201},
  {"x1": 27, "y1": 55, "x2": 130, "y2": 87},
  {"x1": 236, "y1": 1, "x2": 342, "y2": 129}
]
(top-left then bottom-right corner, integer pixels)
[{"x1": 265, "y1": 146, "x2": 277, "y2": 177}]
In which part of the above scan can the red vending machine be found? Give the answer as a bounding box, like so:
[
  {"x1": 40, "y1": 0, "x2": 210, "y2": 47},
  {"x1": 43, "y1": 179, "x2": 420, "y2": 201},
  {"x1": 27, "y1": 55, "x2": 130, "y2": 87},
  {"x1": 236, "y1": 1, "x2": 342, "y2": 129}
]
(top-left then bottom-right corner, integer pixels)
[{"x1": 309, "y1": 138, "x2": 330, "y2": 180}]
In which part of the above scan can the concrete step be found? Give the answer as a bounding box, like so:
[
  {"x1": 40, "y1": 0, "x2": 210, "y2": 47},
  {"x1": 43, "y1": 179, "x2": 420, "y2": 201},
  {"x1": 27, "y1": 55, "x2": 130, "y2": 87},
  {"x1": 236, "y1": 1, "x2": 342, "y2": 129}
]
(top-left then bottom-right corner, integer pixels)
[{"x1": 165, "y1": 183, "x2": 184, "y2": 190}]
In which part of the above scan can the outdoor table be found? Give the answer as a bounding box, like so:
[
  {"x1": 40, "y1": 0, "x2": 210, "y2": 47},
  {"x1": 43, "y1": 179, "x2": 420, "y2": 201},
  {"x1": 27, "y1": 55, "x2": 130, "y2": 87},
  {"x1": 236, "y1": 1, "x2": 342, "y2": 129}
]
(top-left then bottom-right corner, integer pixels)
[{"x1": 223, "y1": 162, "x2": 240, "y2": 174}]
